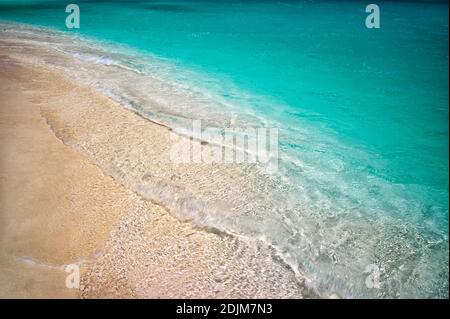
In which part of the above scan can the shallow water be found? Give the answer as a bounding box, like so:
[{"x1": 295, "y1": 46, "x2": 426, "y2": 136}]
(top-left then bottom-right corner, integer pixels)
[{"x1": 1, "y1": 0, "x2": 448, "y2": 298}]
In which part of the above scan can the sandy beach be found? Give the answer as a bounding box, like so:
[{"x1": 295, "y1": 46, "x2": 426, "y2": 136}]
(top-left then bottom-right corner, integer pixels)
[{"x1": 0, "y1": 41, "x2": 309, "y2": 298}]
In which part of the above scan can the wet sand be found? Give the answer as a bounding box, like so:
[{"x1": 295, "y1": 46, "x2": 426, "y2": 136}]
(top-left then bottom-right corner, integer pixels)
[{"x1": 0, "y1": 45, "x2": 308, "y2": 298}]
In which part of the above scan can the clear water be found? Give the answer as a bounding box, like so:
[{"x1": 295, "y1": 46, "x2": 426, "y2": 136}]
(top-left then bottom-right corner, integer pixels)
[{"x1": 1, "y1": 0, "x2": 448, "y2": 298}]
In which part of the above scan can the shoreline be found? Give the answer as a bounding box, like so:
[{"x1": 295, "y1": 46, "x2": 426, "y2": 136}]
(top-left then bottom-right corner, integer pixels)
[
  {"x1": 1, "y1": 20, "x2": 448, "y2": 298},
  {"x1": 0, "y1": 44, "x2": 310, "y2": 298}
]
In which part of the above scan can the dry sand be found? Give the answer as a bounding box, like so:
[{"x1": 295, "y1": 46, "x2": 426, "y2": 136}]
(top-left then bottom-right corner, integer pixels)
[{"x1": 0, "y1": 55, "x2": 128, "y2": 297}]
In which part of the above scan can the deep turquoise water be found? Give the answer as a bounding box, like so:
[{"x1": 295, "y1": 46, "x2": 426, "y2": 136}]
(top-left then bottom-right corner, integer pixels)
[{"x1": 1, "y1": 0, "x2": 448, "y2": 298}]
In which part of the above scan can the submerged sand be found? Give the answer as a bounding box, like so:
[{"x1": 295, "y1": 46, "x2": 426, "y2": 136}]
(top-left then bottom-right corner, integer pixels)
[{"x1": 0, "y1": 41, "x2": 310, "y2": 298}]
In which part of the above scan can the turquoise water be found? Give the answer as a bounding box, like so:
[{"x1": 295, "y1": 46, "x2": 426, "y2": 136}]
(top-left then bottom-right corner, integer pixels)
[{"x1": 1, "y1": 0, "x2": 448, "y2": 298}]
